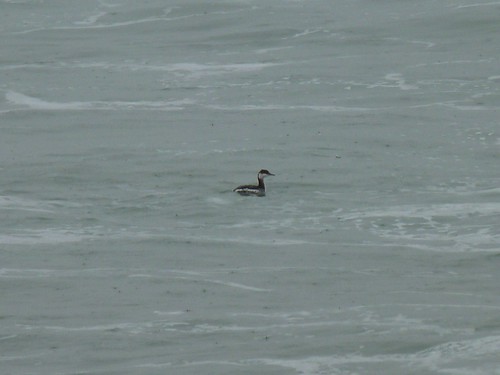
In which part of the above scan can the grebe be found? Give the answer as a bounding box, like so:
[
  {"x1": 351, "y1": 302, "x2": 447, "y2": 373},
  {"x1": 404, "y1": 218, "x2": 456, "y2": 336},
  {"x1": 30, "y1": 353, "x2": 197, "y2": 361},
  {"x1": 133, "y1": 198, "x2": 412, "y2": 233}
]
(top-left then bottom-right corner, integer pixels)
[{"x1": 233, "y1": 169, "x2": 275, "y2": 196}]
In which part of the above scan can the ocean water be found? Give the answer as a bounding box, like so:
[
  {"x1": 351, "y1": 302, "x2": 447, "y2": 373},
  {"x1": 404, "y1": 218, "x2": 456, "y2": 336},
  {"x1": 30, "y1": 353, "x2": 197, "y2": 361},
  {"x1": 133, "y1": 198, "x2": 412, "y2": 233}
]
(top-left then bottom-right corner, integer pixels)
[{"x1": 1, "y1": 0, "x2": 499, "y2": 374}]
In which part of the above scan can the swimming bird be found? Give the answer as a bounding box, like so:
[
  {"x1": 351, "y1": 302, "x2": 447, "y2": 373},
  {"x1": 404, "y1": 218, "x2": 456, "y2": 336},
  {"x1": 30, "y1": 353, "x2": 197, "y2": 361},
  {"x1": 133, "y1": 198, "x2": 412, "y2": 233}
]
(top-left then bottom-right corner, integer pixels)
[{"x1": 233, "y1": 169, "x2": 275, "y2": 196}]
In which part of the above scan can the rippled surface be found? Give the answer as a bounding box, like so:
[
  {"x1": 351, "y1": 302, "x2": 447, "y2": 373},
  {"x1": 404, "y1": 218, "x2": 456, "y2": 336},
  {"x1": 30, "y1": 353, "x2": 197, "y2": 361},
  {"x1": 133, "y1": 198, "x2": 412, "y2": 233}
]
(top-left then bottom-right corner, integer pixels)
[{"x1": 1, "y1": 1, "x2": 499, "y2": 374}]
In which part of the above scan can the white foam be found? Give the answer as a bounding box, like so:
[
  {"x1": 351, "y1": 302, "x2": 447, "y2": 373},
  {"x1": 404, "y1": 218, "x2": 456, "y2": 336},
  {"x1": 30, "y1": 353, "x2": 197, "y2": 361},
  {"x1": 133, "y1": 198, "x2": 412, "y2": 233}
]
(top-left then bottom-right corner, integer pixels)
[
  {"x1": 231, "y1": 311, "x2": 312, "y2": 320},
  {"x1": 0, "y1": 60, "x2": 270, "y2": 85},
  {"x1": 414, "y1": 335, "x2": 500, "y2": 374},
  {"x1": 410, "y1": 40, "x2": 436, "y2": 48},
  {"x1": 163, "y1": 62, "x2": 281, "y2": 80},
  {"x1": 287, "y1": 28, "x2": 328, "y2": 39},
  {"x1": 22, "y1": 322, "x2": 146, "y2": 333},
  {"x1": 5, "y1": 91, "x2": 192, "y2": 111},
  {"x1": 135, "y1": 360, "x2": 243, "y2": 369},
  {"x1": 0, "y1": 335, "x2": 18, "y2": 341},
  {"x1": 73, "y1": 11, "x2": 108, "y2": 26},
  {"x1": 385, "y1": 37, "x2": 435, "y2": 49},
  {"x1": 0, "y1": 353, "x2": 44, "y2": 362},
  {"x1": 341, "y1": 203, "x2": 500, "y2": 252},
  {"x1": 205, "y1": 197, "x2": 230, "y2": 205},
  {"x1": 6, "y1": 91, "x2": 91, "y2": 110},
  {"x1": 410, "y1": 58, "x2": 495, "y2": 71},
  {"x1": 163, "y1": 233, "x2": 309, "y2": 246},
  {"x1": 153, "y1": 310, "x2": 186, "y2": 317},
  {"x1": 253, "y1": 335, "x2": 500, "y2": 375},
  {"x1": 254, "y1": 354, "x2": 406, "y2": 374},
  {"x1": 255, "y1": 46, "x2": 293, "y2": 54},
  {"x1": 368, "y1": 73, "x2": 418, "y2": 91},
  {"x1": 442, "y1": 102, "x2": 493, "y2": 111},
  {"x1": 132, "y1": 269, "x2": 273, "y2": 292},
  {"x1": 133, "y1": 362, "x2": 173, "y2": 369},
  {"x1": 12, "y1": 15, "x2": 174, "y2": 34},
  {"x1": 456, "y1": 2, "x2": 500, "y2": 9},
  {"x1": 0, "y1": 226, "x2": 160, "y2": 245},
  {"x1": 0, "y1": 268, "x2": 53, "y2": 278},
  {"x1": 0, "y1": 268, "x2": 117, "y2": 279},
  {"x1": 343, "y1": 203, "x2": 500, "y2": 221},
  {"x1": 13, "y1": 7, "x2": 246, "y2": 34},
  {"x1": 0, "y1": 231, "x2": 84, "y2": 245},
  {"x1": 0, "y1": 195, "x2": 55, "y2": 213},
  {"x1": 167, "y1": 275, "x2": 272, "y2": 292},
  {"x1": 206, "y1": 104, "x2": 377, "y2": 112}
]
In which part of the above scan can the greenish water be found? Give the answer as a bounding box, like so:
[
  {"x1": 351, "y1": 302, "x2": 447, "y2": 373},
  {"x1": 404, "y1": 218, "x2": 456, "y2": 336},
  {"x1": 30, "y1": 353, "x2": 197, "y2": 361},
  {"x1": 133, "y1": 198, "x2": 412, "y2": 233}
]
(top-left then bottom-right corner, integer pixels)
[{"x1": 1, "y1": 1, "x2": 499, "y2": 374}]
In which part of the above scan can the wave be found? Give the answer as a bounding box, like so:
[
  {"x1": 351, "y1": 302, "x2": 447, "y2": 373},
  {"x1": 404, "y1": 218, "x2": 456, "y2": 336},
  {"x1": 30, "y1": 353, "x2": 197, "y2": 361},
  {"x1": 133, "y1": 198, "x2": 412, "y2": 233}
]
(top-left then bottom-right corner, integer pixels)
[
  {"x1": 341, "y1": 203, "x2": 500, "y2": 252},
  {"x1": 206, "y1": 103, "x2": 378, "y2": 112},
  {"x1": 251, "y1": 334, "x2": 500, "y2": 374},
  {"x1": 4, "y1": 91, "x2": 191, "y2": 112}
]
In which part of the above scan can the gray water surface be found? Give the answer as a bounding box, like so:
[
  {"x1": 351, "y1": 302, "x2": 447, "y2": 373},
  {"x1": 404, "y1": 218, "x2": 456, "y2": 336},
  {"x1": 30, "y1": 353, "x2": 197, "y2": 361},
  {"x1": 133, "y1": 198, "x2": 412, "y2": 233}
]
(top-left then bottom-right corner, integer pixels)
[{"x1": 1, "y1": 1, "x2": 499, "y2": 374}]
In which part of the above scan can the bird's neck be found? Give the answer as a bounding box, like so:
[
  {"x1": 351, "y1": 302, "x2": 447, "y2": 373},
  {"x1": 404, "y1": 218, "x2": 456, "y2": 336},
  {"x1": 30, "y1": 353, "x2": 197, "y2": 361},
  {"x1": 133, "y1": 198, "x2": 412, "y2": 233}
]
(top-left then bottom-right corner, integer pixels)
[{"x1": 258, "y1": 176, "x2": 265, "y2": 189}]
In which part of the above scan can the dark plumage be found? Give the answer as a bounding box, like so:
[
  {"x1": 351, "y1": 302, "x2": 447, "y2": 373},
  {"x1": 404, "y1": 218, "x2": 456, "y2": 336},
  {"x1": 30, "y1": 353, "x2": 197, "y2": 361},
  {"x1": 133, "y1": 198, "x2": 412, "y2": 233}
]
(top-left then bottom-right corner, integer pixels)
[{"x1": 233, "y1": 169, "x2": 275, "y2": 196}]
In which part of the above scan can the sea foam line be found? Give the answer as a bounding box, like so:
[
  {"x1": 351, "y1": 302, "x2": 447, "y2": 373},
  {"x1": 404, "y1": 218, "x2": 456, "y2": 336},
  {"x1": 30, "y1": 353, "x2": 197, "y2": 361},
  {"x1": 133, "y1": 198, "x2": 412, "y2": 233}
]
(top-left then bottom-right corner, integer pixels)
[
  {"x1": 455, "y1": 1, "x2": 500, "y2": 9},
  {"x1": 252, "y1": 335, "x2": 500, "y2": 374},
  {"x1": 341, "y1": 203, "x2": 500, "y2": 222},
  {"x1": 206, "y1": 104, "x2": 377, "y2": 112},
  {"x1": 18, "y1": 321, "x2": 188, "y2": 334},
  {"x1": 0, "y1": 61, "x2": 281, "y2": 74},
  {"x1": 135, "y1": 360, "x2": 244, "y2": 369},
  {"x1": 67, "y1": 61, "x2": 281, "y2": 75},
  {"x1": 73, "y1": 11, "x2": 108, "y2": 26},
  {"x1": 5, "y1": 91, "x2": 191, "y2": 112},
  {"x1": 0, "y1": 267, "x2": 118, "y2": 278},
  {"x1": 0, "y1": 195, "x2": 55, "y2": 213},
  {"x1": 11, "y1": 7, "x2": 248, "y2": 35},
  {"x1": 167, "y1": 275, "x2": 271, "y2": 292},
  {"x1": 130, "y1": 270, "x2": 271, "y2": 292}
]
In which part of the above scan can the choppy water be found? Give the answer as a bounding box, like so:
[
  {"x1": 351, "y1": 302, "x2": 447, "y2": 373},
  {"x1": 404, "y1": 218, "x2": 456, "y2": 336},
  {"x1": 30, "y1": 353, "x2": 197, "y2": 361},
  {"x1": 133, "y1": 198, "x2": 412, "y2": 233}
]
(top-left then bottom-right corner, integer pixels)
[{"x1": 1, "y1": 1, "x2": 499, "y2": 374}]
